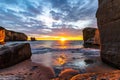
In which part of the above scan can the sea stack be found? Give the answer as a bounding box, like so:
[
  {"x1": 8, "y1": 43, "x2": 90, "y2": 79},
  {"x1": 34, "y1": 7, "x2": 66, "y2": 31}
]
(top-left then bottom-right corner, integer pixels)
[
  {"x1": 83, "y1": 27, "x2": 100, "y2": 48},
  {"x1": 96, "y1": 0, "x2": 120, "y2": 68},
  {"x1": 31, "y1": 37, "x2": 36, "y2": 41}
]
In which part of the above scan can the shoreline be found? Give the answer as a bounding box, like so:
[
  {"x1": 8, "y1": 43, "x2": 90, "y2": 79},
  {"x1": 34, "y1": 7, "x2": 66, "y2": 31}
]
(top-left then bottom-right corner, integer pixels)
[
  {"x1": 0, "y1": 59, "x2": 55, "y2": 80},
  {"x1": 0, "y1": 58, "x2": 119, "y2": 80},
  {"x1": 0, "y1": 41, "x2": 119, "y2": 80},
  {"x1": 0, "y1": 52, "x2": 118, "y2": 80}
]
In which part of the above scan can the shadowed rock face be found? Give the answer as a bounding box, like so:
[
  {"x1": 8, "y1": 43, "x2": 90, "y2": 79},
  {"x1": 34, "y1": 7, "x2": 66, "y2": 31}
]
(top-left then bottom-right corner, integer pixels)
[
  {"x1": 96, "y1": 0, "x2": 120, "y2": 68},
  {"x1": 5, "y1": 30, "x2": 27, "y2": 41},
  {"x1": 30, "y1": 37, "x2": 36, "y2": 41},
  {"x1": 83, "y1": 27, "x2": 100, "y2": 48},
  {"x1": 0, "y1": 43, "x2": 32, "y2": 69}
]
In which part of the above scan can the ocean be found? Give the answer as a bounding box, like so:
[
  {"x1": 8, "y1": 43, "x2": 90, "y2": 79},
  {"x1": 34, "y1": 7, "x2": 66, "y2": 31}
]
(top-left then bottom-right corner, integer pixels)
[{"x1": 6, "y1": 40, "x2": 115, "y2": 76}]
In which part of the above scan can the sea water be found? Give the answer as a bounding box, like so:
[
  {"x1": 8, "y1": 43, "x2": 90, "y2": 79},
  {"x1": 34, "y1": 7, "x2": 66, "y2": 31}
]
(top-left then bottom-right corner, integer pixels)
[{"x1": 6, "y1": 40, "x2": 116, "y2": 76}]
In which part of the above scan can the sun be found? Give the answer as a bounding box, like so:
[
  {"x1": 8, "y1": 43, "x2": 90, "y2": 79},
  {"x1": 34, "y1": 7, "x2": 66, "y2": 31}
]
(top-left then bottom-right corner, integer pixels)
[{"x1": 60, "y1": 38, "x2": 67, "y2": 41}]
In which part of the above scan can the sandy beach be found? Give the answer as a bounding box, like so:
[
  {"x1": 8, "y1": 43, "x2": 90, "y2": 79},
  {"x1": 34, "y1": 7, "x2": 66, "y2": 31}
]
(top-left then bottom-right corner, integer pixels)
[{"x1": 0, "y1": 59, "x2": 55, "y2": 80}]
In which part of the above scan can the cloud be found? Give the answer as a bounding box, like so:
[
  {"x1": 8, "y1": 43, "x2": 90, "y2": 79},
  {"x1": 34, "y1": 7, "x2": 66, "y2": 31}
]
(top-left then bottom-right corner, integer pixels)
[
  {"x1": 50, "y1": 0, "x2": 98, "y2": 22},
  {"x1": 0, "y1": 0, "x2": 98, "y2": 37}
]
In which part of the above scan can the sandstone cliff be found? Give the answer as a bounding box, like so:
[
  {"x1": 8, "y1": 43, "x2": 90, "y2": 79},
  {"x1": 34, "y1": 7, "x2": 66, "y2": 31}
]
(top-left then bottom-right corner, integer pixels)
[
  {"x1": 5, "y1": 30, "x2": 27, "y2": 41},
  {"x1": 83, "y1": 27, "x2": 100, "y2": 48},
  {"x1": 0, "y1": 27, "x2": 5, "y2": 44},
  {"x1": 0, "y1": 26, "x2": 27, "y2": 41},
  {"x1": 96, "y1": 0, "x2": 120, "y2": 68}
]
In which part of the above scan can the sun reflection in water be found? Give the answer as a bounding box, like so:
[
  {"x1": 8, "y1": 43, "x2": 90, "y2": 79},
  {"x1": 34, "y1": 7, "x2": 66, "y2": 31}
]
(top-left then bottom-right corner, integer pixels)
[
  {"x1": 58, "y1": 38, "x2": 68, "y2": 49},
  {"x1": 54, "y1": 53, "x2": 67, "y2": 66}
]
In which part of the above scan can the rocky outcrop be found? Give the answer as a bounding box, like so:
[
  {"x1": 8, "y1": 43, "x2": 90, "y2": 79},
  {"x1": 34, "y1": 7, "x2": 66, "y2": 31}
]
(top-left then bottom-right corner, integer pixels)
[
  {"x1": 30, "y1": 37, "x2": 36, "y2": 41},
  {"x1": 83, "y1": 27, "x2": 100, "y2": 48},
  {"x1": 5, "y1": 30, "x2": 27, "y2": 41},
  {"x1": 58, "y1": 69, "x2": 79, "y2": 80},
  {"x1": 0, "y1": 43, "x2": 32, "y2": 69},
  {"x1": 0, "y1": 26, "x2": 27, "y2": 42},
  {"x1": 71, "y1": 70, "x2": 120, "y2": 80},
  {"x1": 0, "y1": 27, "x2": 5, "y2": 44},
  {"x1": 96, "y1": 0, "x2": 120, "y2": 68}
]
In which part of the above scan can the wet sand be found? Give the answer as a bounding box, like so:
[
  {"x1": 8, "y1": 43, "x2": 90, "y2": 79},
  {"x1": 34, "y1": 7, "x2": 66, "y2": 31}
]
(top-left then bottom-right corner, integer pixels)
[
  {"x1": 31, "y1": 51, "x2": 117, "y2": 75},
  {"x1": 0, "y1": 59, "x2": 55, "y2": 80}
]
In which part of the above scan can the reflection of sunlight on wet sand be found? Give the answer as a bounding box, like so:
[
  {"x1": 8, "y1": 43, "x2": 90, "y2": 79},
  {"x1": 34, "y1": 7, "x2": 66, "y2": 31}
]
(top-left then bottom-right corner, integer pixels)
[
  {"x1": 32, "y1": 52, "x2": 67, "y2": 67},
  {"x1": 54, "y1": 53, "x2": 67, "y2": 66},
  {"x1": 31, "y1": 52, "x2": 53, "y2": 67}
]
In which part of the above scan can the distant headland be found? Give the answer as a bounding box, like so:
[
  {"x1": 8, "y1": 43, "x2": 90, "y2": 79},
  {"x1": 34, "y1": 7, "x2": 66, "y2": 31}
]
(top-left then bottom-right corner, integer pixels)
[{"x1": 0, "y1": 26, "x2": 27, "y2": 42}]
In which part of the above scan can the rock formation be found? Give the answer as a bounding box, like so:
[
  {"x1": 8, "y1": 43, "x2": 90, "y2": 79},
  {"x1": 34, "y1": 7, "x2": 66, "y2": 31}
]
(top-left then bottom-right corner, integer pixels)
[
  {"x1": 71, "y1": 70, "x2": 120, "y2": 80},
  {"x1": 30, "y1": 37, "x2": 36, "y2": 41},
  {"x1": 0, "y1": 43, "x2": 32, "y2": 69},
  {"x1": 58, "y1": 69, "x2": 79, "y2": 80},
  {"x1": 0, "y1": 26, "x2": 27, "y2": 41},
  {"x1": 83, "y1": 27, "x2": 100, "y2": 48},
  {"x1": 5, "y1": 30, "x2": 27, "y2": 41},
  {"x1": 0, "y1": 27, "x2": 5, "y2": 44},
  {"x1": 96, "y1": 0, "x2": 120, "y2": 68}
]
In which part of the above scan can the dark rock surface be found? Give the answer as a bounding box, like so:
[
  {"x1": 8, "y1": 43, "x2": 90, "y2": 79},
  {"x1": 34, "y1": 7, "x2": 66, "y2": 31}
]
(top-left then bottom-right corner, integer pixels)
[
  {"x1": 96, "y1": 0, "x2": 120, "y2": 68},
  {"x1": 5, "y1": 30, "x2": 27, "y2": 41},
  {"x1": 83, "y1": 27, "x2": 100, "y2": 48},
  {"x1": 0, "y1": 43, "x2": 32, "y2": 69},
  {"x1": 0, "y1": 26, "x2": 27, "y2": 41},
  {"x1": 30, "y1": 37, "x2": 36, "y2": 41}
]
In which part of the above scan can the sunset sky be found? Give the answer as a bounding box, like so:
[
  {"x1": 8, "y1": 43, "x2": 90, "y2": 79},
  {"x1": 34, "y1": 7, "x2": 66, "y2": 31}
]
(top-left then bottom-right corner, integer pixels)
[{"x1": 0, "y1": 0, "x2": 98, "y2": 40}]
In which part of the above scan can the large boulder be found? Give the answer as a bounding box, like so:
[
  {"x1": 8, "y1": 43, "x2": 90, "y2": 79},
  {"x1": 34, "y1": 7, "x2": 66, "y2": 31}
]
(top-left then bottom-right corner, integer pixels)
[
  {"x1": 96, "y1": 0, "x2": 120, "y2": 68},
  {"x1": 0, "y1": 43, "x2": 32, "y2": 69},
  {"x1": 58, "y1": 69, "x2": 79, "y2": 80},
  {"x1": 83, "y1": 27, "x2": 100, "y2": 48}
]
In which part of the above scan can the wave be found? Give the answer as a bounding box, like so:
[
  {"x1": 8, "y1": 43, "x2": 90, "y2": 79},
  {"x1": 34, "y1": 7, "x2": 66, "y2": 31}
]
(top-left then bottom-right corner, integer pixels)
[{"x1": 32, "y1": 47, "x2": 100, "y2": 56}]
